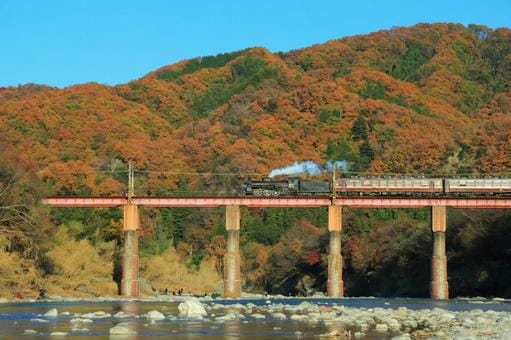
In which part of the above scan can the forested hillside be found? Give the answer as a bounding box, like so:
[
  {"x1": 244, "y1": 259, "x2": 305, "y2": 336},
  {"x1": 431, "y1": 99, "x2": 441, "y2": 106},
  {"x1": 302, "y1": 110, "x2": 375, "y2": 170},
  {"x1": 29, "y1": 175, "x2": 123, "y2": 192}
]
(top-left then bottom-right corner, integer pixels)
[{"x1": 0, "y1": 23, "x2": 510, "y2": 298}]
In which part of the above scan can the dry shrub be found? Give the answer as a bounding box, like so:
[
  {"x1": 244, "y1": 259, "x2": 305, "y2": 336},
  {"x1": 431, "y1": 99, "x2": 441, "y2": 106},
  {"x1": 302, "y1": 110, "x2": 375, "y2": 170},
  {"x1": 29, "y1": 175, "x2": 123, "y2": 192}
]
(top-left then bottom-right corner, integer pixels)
[
  {"x1": 0, "y1": 235, "x2": 41, "y2": 297},
  {"x1": 45, "y1": 227, "x2": 117, "y2": 296},
  {"x1": 141, "y1": 247, "x2": 221, "y2": 294}
]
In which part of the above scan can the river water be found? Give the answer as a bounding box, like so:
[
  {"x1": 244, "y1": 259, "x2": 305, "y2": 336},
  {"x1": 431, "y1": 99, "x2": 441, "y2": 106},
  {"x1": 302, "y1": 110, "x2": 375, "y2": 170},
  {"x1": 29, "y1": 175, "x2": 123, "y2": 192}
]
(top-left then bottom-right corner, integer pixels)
[{"x1": 1, "y1": 297, "x2": 510, "y2": 339}]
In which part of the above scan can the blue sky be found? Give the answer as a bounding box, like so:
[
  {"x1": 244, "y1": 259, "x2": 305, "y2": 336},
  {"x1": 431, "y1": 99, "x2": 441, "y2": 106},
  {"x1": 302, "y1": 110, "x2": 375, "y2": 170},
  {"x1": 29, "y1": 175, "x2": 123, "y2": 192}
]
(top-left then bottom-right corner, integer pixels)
[{"x1": 1, "y1": 0, "x2": 509, "y2": 88}]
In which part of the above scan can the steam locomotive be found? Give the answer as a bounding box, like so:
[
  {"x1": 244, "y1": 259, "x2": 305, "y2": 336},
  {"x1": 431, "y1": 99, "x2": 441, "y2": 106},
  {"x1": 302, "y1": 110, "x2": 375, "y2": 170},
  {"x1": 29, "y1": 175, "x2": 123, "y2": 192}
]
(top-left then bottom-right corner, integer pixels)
[
  {"x1": 240, "y1": 177, "x2": 511, "y2": 197},
  {"x1": 240, "y1": 177, "x2": 330, "y2": 196}
]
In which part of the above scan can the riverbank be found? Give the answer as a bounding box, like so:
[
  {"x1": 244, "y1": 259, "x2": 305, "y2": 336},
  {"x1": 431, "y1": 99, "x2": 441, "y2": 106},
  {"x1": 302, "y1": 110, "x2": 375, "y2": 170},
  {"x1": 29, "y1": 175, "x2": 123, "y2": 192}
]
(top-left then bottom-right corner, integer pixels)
[{"x1": 1, "y1": 296, "x2": 511, "y2": 338}]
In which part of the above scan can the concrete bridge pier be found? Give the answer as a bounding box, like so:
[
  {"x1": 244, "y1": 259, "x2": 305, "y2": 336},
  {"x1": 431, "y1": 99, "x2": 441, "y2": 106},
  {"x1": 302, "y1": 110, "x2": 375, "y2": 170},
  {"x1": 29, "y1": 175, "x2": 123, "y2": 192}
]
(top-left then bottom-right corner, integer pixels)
[
  {"x1": 327, "y1": 205, "x2": 344, "y2": 297},
  {"x1": 431, "y1": 206, "x2": 448, "y2": 299},
  {"x1": 224, "y1": 205, "x2": 241, "y2": 298},
  {"x1": 121, "y1": 204, "x2": 140, "y2": 297}
]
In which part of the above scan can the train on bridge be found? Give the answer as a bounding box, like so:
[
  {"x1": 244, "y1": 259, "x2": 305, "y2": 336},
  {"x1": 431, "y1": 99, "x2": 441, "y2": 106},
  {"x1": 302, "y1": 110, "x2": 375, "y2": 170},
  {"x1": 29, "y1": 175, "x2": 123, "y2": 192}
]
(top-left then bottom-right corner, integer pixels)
[{"x1": 240, "y1": 177, "x2": 511, "y2": 197}]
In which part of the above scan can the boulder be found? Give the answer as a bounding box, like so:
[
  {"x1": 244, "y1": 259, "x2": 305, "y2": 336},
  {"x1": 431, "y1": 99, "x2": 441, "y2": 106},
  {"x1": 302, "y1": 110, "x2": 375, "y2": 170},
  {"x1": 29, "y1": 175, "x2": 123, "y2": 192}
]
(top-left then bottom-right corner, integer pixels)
[
  {"x1": 290, "y1": 314, "x2": 308, "y2": 321},
  {"x1": 215, "y1": 313, "x2": 245, "y2": 321},
  {"x1": 146, "y1": 310, "x2": 165, "y2": 320},
  {"x1": 50, "y1": 332, "x2": 67, "y2": 337},
  {"x1": 71, "y1": 327, "x2": 89, "y2": 332},
  {"x1": 81, "y1": 311, "x2": 111, "y2": 319},
  {"x1": 271, "y1": 312, "x2": 287, "y2": 320},
  {"x1": 228, "y1": 303, "x2": 245, "y2": 310},
  {"x1": 70, "y1": 318, "x2": 93, "y2": 323},
  {"x1": 113, "y1": 311, "x2": 131, "y2": 318},
  {"x1": 109, "y1": 323, "x2": 136, "y2": 335},
  {"x1": 44, "y1": 308, "x2": 59, "y2": 317},
  {"x1": 375, "y1": 324, "x2": 389, "y2": 332},
  {"x1": 178, "y1": 300, "x2": 207, "y2": 318}
]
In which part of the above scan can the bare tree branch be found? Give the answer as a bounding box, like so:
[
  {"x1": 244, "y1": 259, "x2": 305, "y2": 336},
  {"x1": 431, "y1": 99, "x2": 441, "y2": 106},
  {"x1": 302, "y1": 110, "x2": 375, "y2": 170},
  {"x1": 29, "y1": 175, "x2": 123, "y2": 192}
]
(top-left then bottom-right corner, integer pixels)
[{"x1": 0, "y1": 175, "x2": 17, "y2": 199}]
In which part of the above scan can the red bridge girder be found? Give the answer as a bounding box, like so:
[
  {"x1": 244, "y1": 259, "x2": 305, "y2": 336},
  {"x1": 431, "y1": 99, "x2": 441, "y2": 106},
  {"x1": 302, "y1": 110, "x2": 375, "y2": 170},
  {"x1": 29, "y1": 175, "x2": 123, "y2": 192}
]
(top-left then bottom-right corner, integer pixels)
[
  {"x1": 339, "y1": 198, "x2": 511, "y2": 209},
  {"x1": 42, "y1": 197, "x2": 511, "y2": 209},
  {"x1": 43, "y1": 197, "x2": 128, "y2": 207}
]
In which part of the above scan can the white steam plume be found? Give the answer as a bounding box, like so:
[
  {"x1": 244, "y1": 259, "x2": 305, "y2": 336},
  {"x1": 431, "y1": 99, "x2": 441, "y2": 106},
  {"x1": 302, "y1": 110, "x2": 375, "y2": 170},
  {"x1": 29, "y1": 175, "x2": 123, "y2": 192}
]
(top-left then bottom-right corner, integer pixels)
[
  {"x1": 268, "y1": 160, "x2": 348, "y2": 178},
  {"x1": 325, "y1": 160, "x2": 348, "y2": 172}
]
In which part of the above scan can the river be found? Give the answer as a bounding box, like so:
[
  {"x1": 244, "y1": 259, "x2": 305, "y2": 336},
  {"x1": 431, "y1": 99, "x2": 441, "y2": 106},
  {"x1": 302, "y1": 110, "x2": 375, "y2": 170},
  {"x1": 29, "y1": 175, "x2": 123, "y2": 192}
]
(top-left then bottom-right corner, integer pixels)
[{"x1": 1, "y1": 297, "x2": 510, "y2": 338}]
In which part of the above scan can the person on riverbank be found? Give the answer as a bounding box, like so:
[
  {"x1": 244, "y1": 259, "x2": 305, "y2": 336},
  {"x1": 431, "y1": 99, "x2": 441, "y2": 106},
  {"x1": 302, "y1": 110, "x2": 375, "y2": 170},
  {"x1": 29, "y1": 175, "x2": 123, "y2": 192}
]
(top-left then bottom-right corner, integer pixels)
[{"x1": 37, "y1": 288, "x2": 46, "y2": 300}]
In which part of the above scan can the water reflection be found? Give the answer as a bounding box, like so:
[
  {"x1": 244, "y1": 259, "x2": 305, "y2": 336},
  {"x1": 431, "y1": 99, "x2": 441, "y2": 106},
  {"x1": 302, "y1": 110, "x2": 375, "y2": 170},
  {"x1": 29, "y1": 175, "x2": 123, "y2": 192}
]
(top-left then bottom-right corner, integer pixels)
[
  {"x1": 223, "y1": 320, "x2": 241, "y2": 339},
  {"x1": 109, "y1": 321, "x2": 137, "y2": 340},
  {"x1": 121, "y1": 302, "x2": 139, "y2": 316}
]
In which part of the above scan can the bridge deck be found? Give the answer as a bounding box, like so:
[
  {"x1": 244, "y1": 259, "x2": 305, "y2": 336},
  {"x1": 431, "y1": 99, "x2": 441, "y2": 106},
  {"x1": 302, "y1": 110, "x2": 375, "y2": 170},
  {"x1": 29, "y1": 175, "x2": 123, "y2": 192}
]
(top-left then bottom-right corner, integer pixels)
[{"x1": 42, "y1": 197, "x2": 511, "y2": 209}]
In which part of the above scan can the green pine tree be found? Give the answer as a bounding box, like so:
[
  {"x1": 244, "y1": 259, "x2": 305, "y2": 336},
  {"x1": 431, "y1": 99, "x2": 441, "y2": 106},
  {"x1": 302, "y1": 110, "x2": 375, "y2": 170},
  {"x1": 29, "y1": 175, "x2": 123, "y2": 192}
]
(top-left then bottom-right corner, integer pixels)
[{"x1": 351, "y1": 115, "x2": 368, "y2": 141}]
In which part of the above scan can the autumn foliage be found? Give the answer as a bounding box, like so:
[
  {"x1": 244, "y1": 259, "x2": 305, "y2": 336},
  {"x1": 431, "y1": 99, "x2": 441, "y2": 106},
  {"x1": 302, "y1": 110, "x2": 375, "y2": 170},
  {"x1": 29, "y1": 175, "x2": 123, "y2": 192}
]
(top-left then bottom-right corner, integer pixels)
[{"x1": 0, "y1": 23, "x2": 510, "y2": 297}]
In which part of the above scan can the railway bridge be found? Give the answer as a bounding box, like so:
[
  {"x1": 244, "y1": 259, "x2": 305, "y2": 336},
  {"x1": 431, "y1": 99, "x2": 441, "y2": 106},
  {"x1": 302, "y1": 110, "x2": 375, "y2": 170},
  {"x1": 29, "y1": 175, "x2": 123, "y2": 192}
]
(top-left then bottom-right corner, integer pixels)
[{"x1": 42, "y1": 195, "x2": 511, "y2": 300}]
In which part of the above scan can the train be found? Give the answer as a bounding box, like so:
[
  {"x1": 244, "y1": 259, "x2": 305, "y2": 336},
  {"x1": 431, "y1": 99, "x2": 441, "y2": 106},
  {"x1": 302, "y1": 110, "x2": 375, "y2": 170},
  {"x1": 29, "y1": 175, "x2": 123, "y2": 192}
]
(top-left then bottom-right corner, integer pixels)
[{"x1": 240, "y1": 177, "x2": 511, "y2": 197}]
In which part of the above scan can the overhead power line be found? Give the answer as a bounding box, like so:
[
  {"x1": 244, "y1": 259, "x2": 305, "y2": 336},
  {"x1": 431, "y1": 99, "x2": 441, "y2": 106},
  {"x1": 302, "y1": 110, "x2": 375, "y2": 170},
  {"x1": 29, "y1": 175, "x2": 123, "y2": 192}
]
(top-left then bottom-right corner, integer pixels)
[
  {"x1": 44, "y1": 170, "x2": 127, "y2": 175},
  {"x1": 134, "y1": 170, "x2": 263, "y2": 176}
]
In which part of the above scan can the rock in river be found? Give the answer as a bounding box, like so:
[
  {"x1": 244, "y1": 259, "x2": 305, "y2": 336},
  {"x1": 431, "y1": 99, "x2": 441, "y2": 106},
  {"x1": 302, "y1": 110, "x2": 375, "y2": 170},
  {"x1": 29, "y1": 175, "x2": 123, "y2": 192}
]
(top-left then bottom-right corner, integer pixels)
[
  {"x1": 146, "y1": 310, "x2": 166, "y2": 320},
  {"x1": 178, "y1": 300, "x2": 207, "y2": 318},
  {"x1": 44, "y1": 308, "x2": 59, "y2": 317},
  {"x1": 109, "y1": 322, "x2": 137, "y2": 335}
]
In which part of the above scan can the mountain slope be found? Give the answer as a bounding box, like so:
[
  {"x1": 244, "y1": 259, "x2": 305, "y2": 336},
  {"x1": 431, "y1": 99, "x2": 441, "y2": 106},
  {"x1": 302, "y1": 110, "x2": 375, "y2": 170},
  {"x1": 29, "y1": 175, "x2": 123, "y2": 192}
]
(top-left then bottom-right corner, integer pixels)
[
  {"x1": 1, "y1": 23, "x2": 510, "y2": 199},
  {"x1": 0, "y1": 23, "x2": 510, "y2": 297}
]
